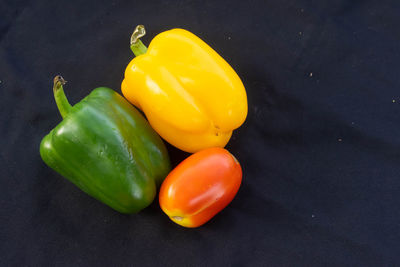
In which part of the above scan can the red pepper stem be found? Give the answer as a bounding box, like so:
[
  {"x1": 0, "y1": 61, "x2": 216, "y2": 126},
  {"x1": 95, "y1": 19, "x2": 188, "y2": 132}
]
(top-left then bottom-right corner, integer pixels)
[
  {"x1": 130, "y1": 25, "x2": 148, "y2": 57},
  {"x1": 53, "y1": 75, "x2": 72, "y2": 119}
]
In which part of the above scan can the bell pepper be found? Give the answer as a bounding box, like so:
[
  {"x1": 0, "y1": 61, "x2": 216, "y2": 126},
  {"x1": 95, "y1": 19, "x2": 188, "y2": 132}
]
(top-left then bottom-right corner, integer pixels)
[
  {"x1": 40, "y1": 76, "x2": 171, "y2": 214},
  {"x1": 121, "y1": 25, "x2": 248, "y2": 153},
  {"x1": 159, "y1": 147, "x2": 242, "y2": 227}
]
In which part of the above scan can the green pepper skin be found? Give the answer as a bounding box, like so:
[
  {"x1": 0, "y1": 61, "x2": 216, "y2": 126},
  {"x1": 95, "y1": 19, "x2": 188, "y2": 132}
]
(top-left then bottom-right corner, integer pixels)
[{"x1": 40, "y1": 78, "x2": 171, "y2": 214}]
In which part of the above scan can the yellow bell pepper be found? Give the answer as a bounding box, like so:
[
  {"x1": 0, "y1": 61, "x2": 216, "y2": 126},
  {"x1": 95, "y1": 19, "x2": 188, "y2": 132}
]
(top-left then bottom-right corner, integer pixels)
[{"x1": 121, "y1": 25, "x2": 247, "y2": 153}]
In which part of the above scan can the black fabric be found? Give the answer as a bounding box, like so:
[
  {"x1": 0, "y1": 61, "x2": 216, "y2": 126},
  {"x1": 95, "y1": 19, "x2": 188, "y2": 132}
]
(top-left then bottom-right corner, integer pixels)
[{"x1": 1, "y1": 0, "x2": 399, "y2": 265}]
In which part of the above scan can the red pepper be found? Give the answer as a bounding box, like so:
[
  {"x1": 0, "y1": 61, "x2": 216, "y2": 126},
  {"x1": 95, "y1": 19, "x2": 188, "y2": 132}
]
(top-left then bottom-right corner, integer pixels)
[{"x1": 159, "y1": 147, "x2": 242, "y2": 228}]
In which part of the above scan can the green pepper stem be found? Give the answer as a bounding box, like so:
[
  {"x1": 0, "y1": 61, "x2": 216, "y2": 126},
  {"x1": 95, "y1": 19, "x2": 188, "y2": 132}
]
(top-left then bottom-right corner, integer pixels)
[
  {"x1": 130, "y1": 25, "x2": 148, "y2": 57},
  {"x1": 53, "y1": 75, "x2": 72, "y2": 119}
]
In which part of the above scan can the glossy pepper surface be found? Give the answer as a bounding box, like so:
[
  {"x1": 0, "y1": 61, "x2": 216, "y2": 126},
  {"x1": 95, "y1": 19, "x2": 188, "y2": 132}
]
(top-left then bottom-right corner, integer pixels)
[
  {"x1": 40, "y1": 76, "x2": 171, "y2": 214},
  {"x1": 159, "y1": 147, "x2": 242, "y2": 227},
  {"x1": 121, "y1": 25, "x2": 248, "y2": 153}
]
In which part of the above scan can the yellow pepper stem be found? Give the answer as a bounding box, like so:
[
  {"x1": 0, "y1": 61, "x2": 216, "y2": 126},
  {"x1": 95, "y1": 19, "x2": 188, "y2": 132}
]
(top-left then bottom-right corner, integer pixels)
[
  {"x1": 53, "y1": 75, "x2": 72, "y2": 119},
  {"x1": 130, "y1": 25, "x2": 148, "y2": 56}
]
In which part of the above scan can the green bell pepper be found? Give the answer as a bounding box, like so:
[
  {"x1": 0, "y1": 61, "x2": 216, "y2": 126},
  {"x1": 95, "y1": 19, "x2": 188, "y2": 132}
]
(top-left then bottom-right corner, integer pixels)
[{"x1": 40, "y1": 76, "x2": 171, "y2": 214}]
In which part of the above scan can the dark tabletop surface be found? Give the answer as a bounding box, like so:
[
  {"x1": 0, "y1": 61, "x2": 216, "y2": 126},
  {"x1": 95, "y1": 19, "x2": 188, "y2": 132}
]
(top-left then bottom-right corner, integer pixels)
[{"x1": 1, "y1": 0, "x2": 399, "y2": 266}]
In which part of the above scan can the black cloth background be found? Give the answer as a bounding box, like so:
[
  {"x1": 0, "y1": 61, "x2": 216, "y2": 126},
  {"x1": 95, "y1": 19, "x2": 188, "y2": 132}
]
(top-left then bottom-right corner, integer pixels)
[{"x1": 1, "y1": 0, "x2": 399, "y2": 266}]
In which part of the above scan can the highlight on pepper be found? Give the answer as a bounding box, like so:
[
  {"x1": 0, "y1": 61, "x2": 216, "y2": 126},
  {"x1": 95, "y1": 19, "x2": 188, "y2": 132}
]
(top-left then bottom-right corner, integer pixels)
[
  {"x1": 159, "y1": 147, "x2": 242, "y2": 228},
  {"x1": 122, "y1": 25, "x2": 248, "y2": 153}
]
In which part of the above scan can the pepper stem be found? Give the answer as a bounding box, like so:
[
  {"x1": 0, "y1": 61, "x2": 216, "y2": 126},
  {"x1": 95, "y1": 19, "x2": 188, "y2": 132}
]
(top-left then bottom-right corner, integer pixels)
[
  {"x1": 130, "y1": 25, "x2": 148, "y2": 56},
  {"x1": 53, "y1": 75, "x2": 72, "y2": 119}
]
